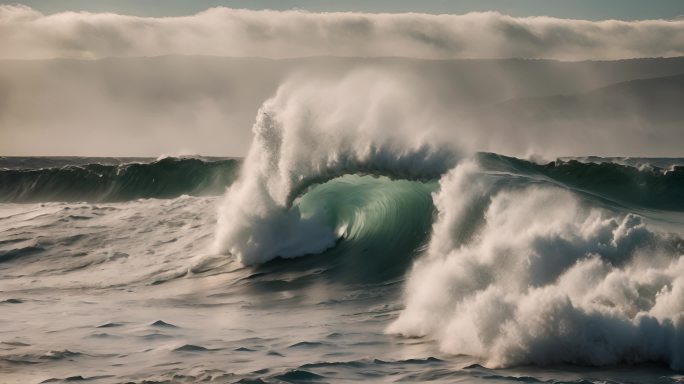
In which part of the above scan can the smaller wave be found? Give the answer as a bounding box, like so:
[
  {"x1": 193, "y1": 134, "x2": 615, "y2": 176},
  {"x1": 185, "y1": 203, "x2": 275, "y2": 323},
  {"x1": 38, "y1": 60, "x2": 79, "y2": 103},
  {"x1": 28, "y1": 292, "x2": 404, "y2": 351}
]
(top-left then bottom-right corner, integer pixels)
[
  {"x1": 271, "y1": 369, "x2": 325, "y2": 382},
  {"x1": 479, "y1": 153, "x2": 684, "y2": 211},
  {"x1": 0, "y1": 157, "x2": 240, "y2": 203},
  {"x1": 0, "y1": 246, "x2": 44, "y2": 263}
]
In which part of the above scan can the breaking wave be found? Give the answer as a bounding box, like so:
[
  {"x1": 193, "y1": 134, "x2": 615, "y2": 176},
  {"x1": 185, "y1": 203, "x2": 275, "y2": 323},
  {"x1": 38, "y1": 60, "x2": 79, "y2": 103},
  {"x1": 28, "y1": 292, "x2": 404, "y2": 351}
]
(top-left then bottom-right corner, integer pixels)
[{"x1": 213, "y1": 70, "x2": 455, "y2": 264}]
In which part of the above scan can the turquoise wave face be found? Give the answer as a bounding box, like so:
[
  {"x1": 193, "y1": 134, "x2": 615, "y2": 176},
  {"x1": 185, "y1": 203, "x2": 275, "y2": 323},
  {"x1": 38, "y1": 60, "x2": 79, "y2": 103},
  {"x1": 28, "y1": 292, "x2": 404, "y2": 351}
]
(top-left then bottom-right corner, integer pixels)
[{"x1": 251, "y1": 174, "x2": 438, "y2": 284}]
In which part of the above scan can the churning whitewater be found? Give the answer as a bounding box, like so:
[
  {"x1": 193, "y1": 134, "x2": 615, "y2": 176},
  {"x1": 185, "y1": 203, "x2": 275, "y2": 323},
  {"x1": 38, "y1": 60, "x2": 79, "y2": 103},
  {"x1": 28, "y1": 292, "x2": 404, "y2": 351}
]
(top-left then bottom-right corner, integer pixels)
[{"x1": 2, "y1": 71, "x2": 684, "y2": 384}]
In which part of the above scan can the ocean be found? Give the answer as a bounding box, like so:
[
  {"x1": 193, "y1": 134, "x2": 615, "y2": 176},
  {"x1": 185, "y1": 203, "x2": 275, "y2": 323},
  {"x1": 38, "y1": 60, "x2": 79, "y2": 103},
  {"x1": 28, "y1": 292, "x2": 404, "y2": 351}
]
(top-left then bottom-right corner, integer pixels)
[{"x1": 2, "y1": 149, "x2": 684, "y2": 383}]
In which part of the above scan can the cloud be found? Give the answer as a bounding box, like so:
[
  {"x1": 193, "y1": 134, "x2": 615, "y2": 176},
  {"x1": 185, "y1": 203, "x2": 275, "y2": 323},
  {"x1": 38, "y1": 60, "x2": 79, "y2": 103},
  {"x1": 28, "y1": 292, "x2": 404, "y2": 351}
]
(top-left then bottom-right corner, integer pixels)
[{"x1": 2, "y1": 5, "x2": 684, "y2": 60}]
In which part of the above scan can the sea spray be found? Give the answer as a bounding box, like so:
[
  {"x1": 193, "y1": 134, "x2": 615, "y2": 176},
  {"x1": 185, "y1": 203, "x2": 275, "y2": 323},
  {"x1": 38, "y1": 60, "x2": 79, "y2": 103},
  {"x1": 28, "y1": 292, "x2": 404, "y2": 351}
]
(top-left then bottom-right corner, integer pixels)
[{"x1": 213, "y1": 71, "x2": 456, "y2": 264}]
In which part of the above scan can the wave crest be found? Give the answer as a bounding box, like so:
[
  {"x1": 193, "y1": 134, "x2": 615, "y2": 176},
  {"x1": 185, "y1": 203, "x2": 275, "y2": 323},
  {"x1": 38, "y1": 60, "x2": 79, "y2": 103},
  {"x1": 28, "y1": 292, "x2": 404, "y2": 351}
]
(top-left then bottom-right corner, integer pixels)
[{"x1": 213, "y1": 71, "x2": 456, "y2": 264}]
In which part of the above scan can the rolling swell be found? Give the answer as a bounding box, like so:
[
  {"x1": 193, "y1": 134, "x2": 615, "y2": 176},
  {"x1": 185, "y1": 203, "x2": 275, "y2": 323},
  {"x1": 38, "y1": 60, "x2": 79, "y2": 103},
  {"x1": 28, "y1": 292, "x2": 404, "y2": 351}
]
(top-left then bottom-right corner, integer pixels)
[
  {"x1": 480, "y1": 153, "x2": 684, "y2": 211},
  {"x1": 0, "y1": 157, "x2": 240, "y2": 203}
]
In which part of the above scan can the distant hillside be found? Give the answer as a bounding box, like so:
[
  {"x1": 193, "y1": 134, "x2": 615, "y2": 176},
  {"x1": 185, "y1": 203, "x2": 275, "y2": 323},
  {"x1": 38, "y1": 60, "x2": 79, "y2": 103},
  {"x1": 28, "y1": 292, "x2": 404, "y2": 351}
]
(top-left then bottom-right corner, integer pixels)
[
  {"x1": 493, "y1": 72, "x2": 684, "y2": 120},
  {"x1": 471, "y1": 72, "x2": 684, "y2": 156}
]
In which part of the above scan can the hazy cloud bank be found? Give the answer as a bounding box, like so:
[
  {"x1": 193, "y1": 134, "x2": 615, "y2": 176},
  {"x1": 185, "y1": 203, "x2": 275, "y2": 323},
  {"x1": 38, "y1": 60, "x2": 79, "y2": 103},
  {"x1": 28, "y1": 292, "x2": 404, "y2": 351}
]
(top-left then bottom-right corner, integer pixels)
[{"x1": 2, "y1": 5, "x2": 684, "y2": 60}]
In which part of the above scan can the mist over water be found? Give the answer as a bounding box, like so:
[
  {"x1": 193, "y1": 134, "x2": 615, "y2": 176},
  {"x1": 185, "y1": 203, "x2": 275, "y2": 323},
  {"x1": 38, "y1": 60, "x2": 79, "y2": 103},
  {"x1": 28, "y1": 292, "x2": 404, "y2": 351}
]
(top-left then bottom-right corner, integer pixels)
[
  {"x1": 2, "y1": 5, "x2": 684, "y2": 384},
  {"x1": 3, "y1": 55, "x2": 684, "y2": 157}
]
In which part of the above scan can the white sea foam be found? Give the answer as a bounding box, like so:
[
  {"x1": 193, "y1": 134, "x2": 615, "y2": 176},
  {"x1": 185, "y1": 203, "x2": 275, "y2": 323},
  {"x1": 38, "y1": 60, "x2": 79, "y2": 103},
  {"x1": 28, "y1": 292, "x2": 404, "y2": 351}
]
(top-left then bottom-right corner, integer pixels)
[{"x1": 388, "y1": 162, "x2": 684, "y2": 369}]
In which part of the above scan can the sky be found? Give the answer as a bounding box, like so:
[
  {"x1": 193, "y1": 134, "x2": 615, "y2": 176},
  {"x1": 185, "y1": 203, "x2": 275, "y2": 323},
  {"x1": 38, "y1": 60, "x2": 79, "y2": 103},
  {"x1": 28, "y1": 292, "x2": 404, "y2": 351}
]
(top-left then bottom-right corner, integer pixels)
[{"x1": 4, "y1": 0, "x2": 684, "y2": 20}]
